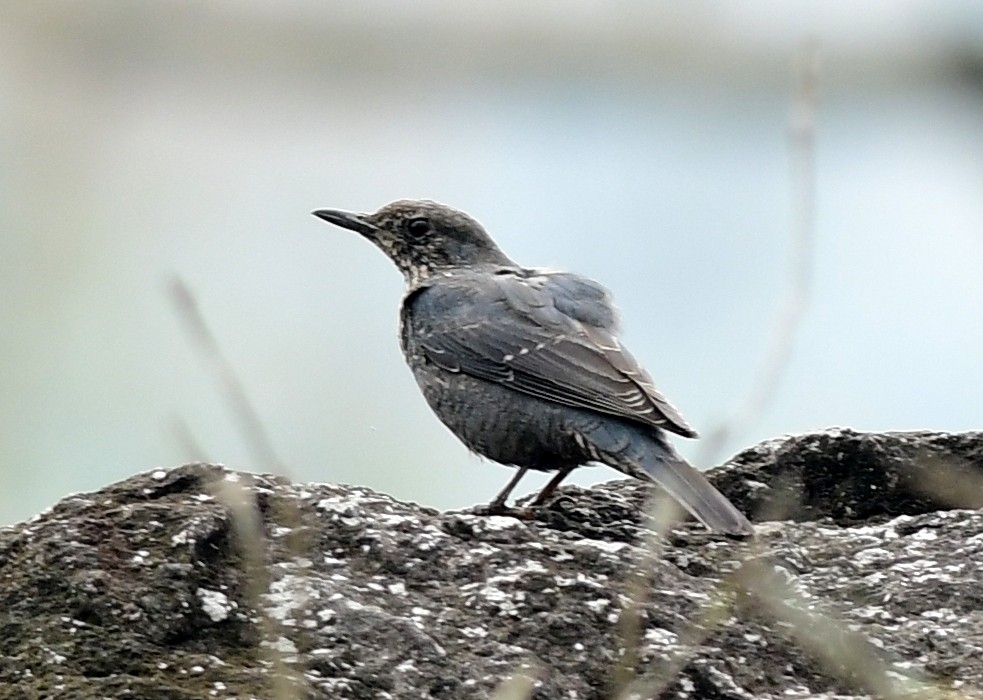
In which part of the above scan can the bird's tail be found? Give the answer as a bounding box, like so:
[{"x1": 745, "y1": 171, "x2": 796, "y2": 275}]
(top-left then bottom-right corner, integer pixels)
[{"x1": 584, "y1": 421, "x2": 754, "y2": 537}]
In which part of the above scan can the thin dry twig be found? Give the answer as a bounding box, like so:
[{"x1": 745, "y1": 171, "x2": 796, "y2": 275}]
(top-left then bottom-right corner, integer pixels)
[
  {"x1": 169, "y1": 276, "x2": 305, "y2": 699},
  {"x1": 613, "y1": 46, "x2": 823, "y2": 694},
  {"x1": 210, "y1": 474, "x2": 304, "y2": 699},
  {"x1": 490, "y1": 661, "x2": 542, "y2": 700},
  {"x1": 611, "y1": 492, "x2": 684, "y2": 697},
  {"x1": 908, "y1": 451, "x2": 983, "y2": 510},
  {"x1": 734, "y1": 557, "x2": 939, "y2": 700},
  {"x1": 615, "y1": 591, "x2": 735, "y2": 700},
  {"x1": 699, "y1": 39, "x2": 821, "y2": 464},
  {"x1": 168, "y1": 276, "x2": 286, "y2": 475}
]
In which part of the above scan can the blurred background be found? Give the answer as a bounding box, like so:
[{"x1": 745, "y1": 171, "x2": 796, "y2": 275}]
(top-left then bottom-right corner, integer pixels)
[{"x1": 2, "y1": 1, "x2": 982, "y2": 526}]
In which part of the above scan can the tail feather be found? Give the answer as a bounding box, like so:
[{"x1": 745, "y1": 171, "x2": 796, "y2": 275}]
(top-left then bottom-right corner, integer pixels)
[
  {"x1": 630, "y1": 450, "x2": 754, "y2": 536},
  {"x1": 583, "y1": 420, "x2": 754, "y2": 536}
]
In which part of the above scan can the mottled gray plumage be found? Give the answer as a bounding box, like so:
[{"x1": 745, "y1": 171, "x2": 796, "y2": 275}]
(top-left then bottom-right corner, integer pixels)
[{"x1": 313, "y1": 200, "x2": 754, "y2": 536}]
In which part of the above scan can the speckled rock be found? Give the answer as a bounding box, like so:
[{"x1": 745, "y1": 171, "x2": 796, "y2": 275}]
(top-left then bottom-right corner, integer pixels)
[{"x1": 0, "y1": 429, "x2": 981, "y2": 700}]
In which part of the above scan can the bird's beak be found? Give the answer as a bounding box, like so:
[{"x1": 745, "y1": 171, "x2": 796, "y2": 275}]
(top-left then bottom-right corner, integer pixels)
[{"x1": 312, "y1": 209, "x2": 379, "y2": 237}]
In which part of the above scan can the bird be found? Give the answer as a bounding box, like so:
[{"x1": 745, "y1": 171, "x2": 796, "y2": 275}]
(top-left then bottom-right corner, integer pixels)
[{"x1": 312, "y1": 199, "x2": 754, "y2": 536}]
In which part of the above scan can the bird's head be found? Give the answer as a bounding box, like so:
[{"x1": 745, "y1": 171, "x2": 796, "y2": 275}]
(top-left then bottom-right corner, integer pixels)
[{"x1": 313, "y1": 199, "x2": 515, "y2": 284}]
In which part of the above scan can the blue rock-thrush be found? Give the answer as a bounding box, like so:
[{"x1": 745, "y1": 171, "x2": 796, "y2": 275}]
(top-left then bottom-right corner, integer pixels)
[{"x1": 313, "y1": 200, "x2": 753, "y2": 536}]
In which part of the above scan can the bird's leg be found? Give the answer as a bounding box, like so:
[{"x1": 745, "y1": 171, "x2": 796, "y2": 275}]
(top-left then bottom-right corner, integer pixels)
[
  {"x1": 530, "y1": 466, "x2": 575, "y2": 507},
  {"x1": 486, "y1": 467, "x2": 530, "y2": 511}
]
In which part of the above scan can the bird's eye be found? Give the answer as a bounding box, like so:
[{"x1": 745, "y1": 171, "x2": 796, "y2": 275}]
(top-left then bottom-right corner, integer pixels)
[{"x1": 406, "y1": 218, "x2": 431, "y2": 238}]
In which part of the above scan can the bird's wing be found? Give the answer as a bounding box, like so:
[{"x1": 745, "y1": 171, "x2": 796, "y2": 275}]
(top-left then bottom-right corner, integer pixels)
[{"x1": 406, "y1": 270, "x2": 697, "y2": 438}]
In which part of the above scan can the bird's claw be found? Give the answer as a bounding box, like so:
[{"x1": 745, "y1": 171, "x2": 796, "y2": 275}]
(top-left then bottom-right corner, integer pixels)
[{"x1": 466, "y1": 502, "x2": 536, "y2": 520}]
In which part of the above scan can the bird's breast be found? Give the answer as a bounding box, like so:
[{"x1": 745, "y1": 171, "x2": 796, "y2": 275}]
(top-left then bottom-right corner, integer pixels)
[{"x1": 409, "y1": 364, "x2": 591, "y2": 470}]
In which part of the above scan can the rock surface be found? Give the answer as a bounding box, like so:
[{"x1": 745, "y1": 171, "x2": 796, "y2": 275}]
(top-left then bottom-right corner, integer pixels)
[{"x1": 1, "y1": 428, "x2": 982, "y2": 700}]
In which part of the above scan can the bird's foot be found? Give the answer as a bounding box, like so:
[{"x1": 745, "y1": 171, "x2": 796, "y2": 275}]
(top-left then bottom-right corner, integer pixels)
[{"x1": 464, "y1": 501, "x2": 536, "y2": 520}]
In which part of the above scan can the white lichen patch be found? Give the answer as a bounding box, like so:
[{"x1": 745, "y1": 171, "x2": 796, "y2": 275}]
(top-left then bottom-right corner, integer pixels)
[
  {"x1": 264, "y1": 572, "x2": 320, "y2": 627},
  {"x1": 261, "y1": 635, "x2": 298, "y2": 660},
  {"x1": 171, "y1": 530, "x2": 193, "y2": 547},
  {"x1": 316, "y1": 499, "x2": 357, "y2": 515},
  {"x1": 584, "y1": 598, "x2": 610, "y2": 613},
  {"x1": 909, "y1": 528, "x2": 938, "y2": 542},
  {"x1": 130, "y1": 550, "x2": 150, "y2": 564},
  {"x1": 577, "y1": 538, "x2": 628, "y2": 554},
  {"x1": 464, "y1": 543, "x2": 500, "y2": 559},
  {"x1": 478, "y1": 585, "x2": 514, "y2": 606},
  {"x1": 44, "y1": 647, "x2": 67, "y2": 665},
  {"x1": 853, "y1": 547, "x2": 892, "y2": 566},
  {"x1": 197, "y1": 588, "x2": 237, "y2": 622},
  {"x1": 852, "y1": 605, "x2": 893, "y2": 621},
  {"x1": 412, "y1": 524, "x2": 450, "y2": 552},
  {"x1": 555, "y1": 573, "x2": 607, "y2": 589},
  {"x1": 376, "y1": 512, "x2": 420, "y2": 527},
  {"x1": 521, "y1": 559, "x2": 548, "y2": 574},
  {"x1": 919, "y1": 608, "x2": 956, "y2": 621},
  {"x1": 889, "y1": 559, "x2": 941, "y2": 575},
  {"x1": 644, "y1": 627, "x2": 678, "y2": 645},
  {"x1": 476, "y1": 515, "x2": 523, "y2": 531}
]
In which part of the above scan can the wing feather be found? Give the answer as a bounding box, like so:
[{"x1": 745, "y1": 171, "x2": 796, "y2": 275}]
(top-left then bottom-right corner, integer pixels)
[{"x1": 407, "y1": 270, "x2": 697, "y2": 438}]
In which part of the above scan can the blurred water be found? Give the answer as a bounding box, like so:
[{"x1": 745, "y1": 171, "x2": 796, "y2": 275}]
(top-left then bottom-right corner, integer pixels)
[{"x1": 2, "y1": 3, "x2": 982, "y2": 525}]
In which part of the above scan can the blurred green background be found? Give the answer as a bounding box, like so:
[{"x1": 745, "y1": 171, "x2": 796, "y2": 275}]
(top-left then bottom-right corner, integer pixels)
[{"x1": 2, "y1": 2, "x2": 982, "y2": 525}]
